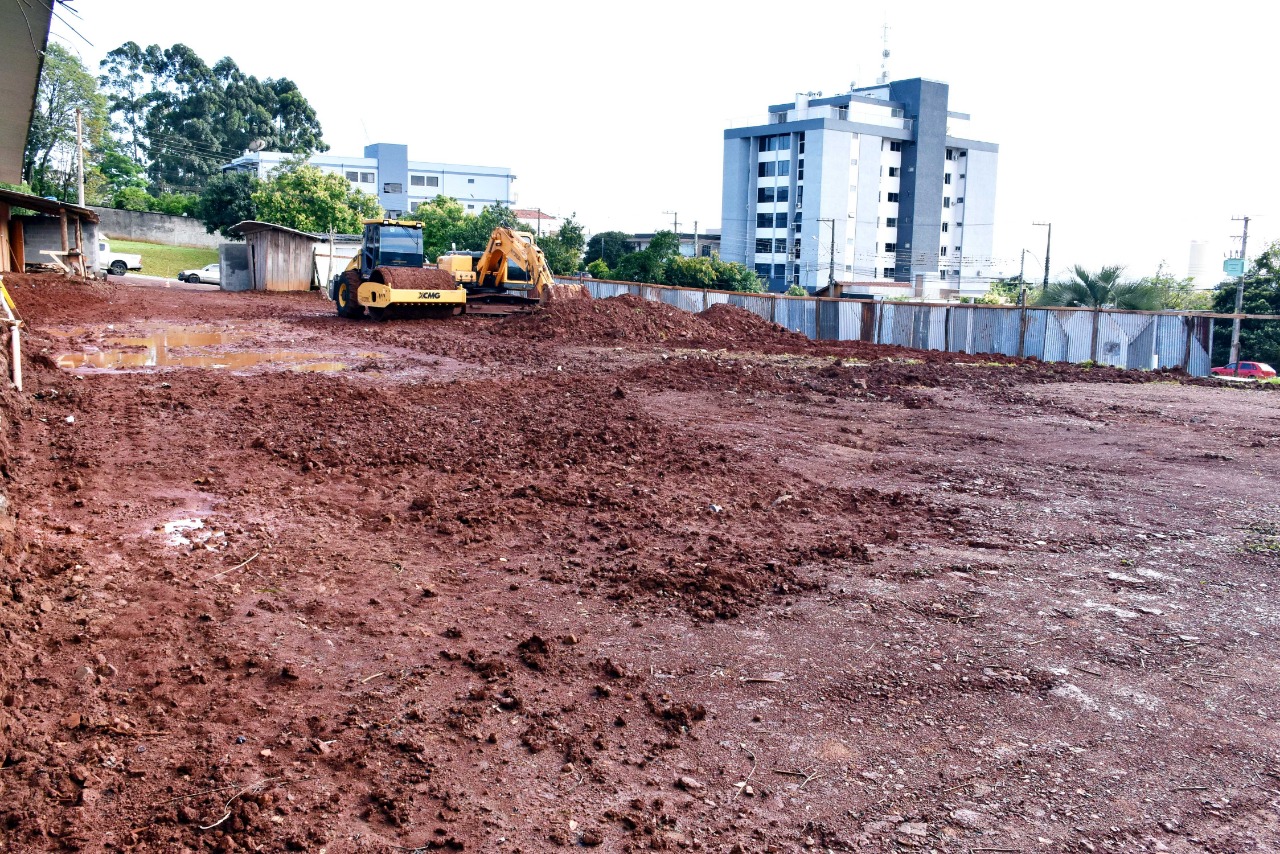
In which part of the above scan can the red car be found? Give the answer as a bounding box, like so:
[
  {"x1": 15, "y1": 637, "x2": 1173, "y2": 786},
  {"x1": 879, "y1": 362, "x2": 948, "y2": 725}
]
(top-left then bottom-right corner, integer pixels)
[{"x1": 1211, "y1": 361, "x2": 1277, "y2": 379}]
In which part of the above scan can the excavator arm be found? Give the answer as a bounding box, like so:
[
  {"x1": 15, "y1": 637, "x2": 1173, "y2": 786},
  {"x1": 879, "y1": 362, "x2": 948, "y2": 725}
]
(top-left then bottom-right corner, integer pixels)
[{"x1": 473, "y1": 229, "x2": 556, "y2": 296}]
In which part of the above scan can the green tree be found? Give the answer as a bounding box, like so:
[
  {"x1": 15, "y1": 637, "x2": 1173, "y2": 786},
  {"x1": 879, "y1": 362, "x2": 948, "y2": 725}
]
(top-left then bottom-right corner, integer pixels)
[
  {"x1": 414, "y1": 195, "x2": 470, "y2": 261},
  {"x1": 708, "y1": 254, "x2": 764, "y2": 293},
  {"x1": 23, "y1": 43, "x2": 109, "y2": 200},
  {"x1": 251, "y1": 160, "x2": 381, "y2": 233},
  {"x1": 1035, "y1": 265, "x2": 1164, "y2": 311},
  {"x1": 1136, "y1": 263, "x2": 1212, "y2": 311},
  {"x1": 98, "y1": 42, "x2": 327, "y2": 194},
  {"x1": 785, "y1": 284, "x2": 808, "y2": 296},
  {"x1": 584, "y1": 230, "x2": 634, "y2": 268},
  {"x1": 1211, "y1": 241, "x2": 1280, "y2": 367},
  {"x1": 665, "y1": 256, "x2": 717, "y2": 288},
  {"x1": 586, "y1": 258, "x2": 611, "y2": 279},
  {"x1": 536, "y1": 214, "x2": 586, "y2": 275},
  {"x1": 112, "y1": 186, "x2": 152, "y2": 211},
  {"x1": 193, "y1": 170, "x2": 260, "y2": 237}
]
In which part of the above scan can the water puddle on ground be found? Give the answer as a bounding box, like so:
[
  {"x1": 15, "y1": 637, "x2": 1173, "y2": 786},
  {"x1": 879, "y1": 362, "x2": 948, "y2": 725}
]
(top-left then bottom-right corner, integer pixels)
[{"x1": 54, "y1": 324, "x2": 376, "y2": 373}]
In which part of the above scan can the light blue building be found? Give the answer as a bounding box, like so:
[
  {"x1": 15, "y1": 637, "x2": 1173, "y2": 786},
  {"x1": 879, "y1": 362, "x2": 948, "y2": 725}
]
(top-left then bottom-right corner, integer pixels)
[
  {"x1": 721, "y1": 79, "x2": 998, "y2": 296},
  {"x1": 224, "y1": 143, "x2": 517, "y2": 219}
]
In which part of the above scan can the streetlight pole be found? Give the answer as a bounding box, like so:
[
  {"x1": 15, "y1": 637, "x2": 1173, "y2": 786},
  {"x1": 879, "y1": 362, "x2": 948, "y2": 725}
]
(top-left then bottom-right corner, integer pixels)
[
  {"x1": 1033, "y1": 222, "x2": 1051, "y2": 287},
  {"x1": 1229, "y1": 215, "x2": 1251, "y2": 373}
]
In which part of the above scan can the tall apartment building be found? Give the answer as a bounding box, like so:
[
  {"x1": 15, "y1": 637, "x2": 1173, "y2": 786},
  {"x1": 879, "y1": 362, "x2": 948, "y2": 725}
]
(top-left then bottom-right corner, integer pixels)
[
  {"x1": 721, "y1": 78, "x2": 998, "y2": 295},
  {"x1": 224, "y1": 143, "x2": 516, "y2": 219}
]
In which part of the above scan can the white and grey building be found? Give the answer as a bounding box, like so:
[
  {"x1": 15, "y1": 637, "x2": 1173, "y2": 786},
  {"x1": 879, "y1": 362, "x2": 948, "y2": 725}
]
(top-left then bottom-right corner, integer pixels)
[
  {"x1": 223, "y1": 143, "x2": 516, "y2": 219},
  {"x1": 721, "y1": 78, "x2": 998, "y2": 295}
]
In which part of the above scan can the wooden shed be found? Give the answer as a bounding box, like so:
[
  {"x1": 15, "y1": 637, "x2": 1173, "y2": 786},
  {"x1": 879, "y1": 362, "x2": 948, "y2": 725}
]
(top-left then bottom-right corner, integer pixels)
[
  {"x1": 0, "y1": 188, "x2": 99, "y2": 275},
  {"x1": 229, "y1": 220, "x2": 320, "y2": 292}
]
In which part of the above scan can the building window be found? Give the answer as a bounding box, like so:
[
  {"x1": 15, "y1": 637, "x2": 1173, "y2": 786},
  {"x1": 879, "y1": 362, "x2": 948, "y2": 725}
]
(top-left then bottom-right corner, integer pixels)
[
  {"x1": 466, "y1": 204, "x2": 475, "y2": 210},
  {"x1": 889, "y1": 141, "x2": 902, "y2": 152},
  {"x1": 774, "y1": 238, "x2": 787, "y2": 253},
  {"x1": 410, "y1": 175, "x2": 425, "y2": 187},
  {"x1": 775, "y1": 212, "x2": 788, "y2": 228},
  {"x1": 773, "y1": 263, "x2": 786, "y2": 277},
  {"x1": 884, "y1": 242, "x2": 897, "y2": 252},
  {"x1": 757, "y1": 161, "x2": 776, "y2": 178},
  {"x1": 886, "y1": 217, "x2": 897, "y2": 228},
  {"x1": 956, "y1": 197, "x2": 964, "y2": 204},
  {"x1": 940, "y1": 247, "x2": 948, "y2": 257},
  {"x1": 467, "y1": 178, "x2": 475, "y2": 184},
  {"x1": 793, "y1": 239, "x2": 801, "y2": 258},
  {"x1": 940, "y1": 269, "x2": 948, "y2": 279},
  {"x1": 758, "y1": 187, "x2": 775, "y2": 203},
  {"x1": 882, "y1": 267, "x2": 895, "y2": 278},
  {"x1": 758, "y1": 135, "x2": 791, "y2": 152},
  {"x1": 346, "y1": 171, "x2": 359, "y2": 181},
  {"x1": 778, "y1": 136, "x2": 790, "y2": 151},
  {"x1": 756, "y1": 238, "x2": 772, "y2": 253},
  {"x1": 383, "y1": 182, "x2": 403, "y2": 194},
  {"x1": 945, "y1": 148, "x2": 955, "y2": 161},
  {"x1": 755, "y1": 263, "x2": 771, "y2": 277},
  {"x1": 426, "y1": 176, "x2": 439, "y2": 187},
  {"x1": 944, "y1": 173, "x2": 952, "y2": 185},
  {"x1": 360, "y1": 172, "x2": 374, "y2": 183},
  {"x1": 943, "y1": 198, "x2": 951, "y2": 208},
  {"x1": 956, "y1": 222, "x2": 963, "y2": 229},
  {"x1": 887, "y1": 192, "x2": 899, "y2": 203},
  {"x1": 797, "y1": 159, "x2": 804, "y2": 180},
  {"x1": 757, "y1": 213, "x2": 774, "y2": 229},
  {"x1": 776, "y1": 187, "x2": 789, "y2": 203},
  {"x1": 777, "y1": 160, "x2": 790, "y2": 177},
  {"x1": 796, "y1": 186, "x2": 803, "y2": 205},
  {"x1": 888, "y1": 166, "x2": 899, "y2": 178}
]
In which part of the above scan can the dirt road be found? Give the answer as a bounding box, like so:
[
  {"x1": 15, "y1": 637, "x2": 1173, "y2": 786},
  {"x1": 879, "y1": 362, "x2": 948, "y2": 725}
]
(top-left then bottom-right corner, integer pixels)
[{"x1": 1, "y1": 274, "x2": 1278, "y2": 852}]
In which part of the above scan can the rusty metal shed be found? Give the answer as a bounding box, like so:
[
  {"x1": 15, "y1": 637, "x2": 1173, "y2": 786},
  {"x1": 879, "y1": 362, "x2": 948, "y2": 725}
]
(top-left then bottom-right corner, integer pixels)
[{"x1": 229, "y1": 220, "x2": 320, "y2": 292}]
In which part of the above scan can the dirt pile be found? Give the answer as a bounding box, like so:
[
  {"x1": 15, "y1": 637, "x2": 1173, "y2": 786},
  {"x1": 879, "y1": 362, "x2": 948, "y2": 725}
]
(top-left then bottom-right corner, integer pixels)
[
  {"x1": 696, "y1": 302, "x2": 811, "y2": 348},
  {"x1": 499, "y1": 293, "x2": 714, "y2": 343}
]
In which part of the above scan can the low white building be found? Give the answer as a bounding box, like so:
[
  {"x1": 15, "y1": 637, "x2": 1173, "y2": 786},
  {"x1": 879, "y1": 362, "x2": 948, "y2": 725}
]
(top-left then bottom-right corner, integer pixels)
[{"x1": 224, "y1": 143, "x2": 517, "y2": 219}]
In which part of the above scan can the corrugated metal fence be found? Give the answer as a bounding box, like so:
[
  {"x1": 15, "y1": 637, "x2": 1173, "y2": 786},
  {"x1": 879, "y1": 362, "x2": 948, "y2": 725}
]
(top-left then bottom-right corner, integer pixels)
[{"x1": 561, "y1": 278, "x2": 1218, "y2": 376}]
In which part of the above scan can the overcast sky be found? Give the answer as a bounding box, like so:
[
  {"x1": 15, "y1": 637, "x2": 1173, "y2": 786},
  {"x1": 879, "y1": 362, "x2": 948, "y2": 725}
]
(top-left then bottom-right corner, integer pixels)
[{"x1": 52, "y1": 1, "x2": 1280, "y2": 281}]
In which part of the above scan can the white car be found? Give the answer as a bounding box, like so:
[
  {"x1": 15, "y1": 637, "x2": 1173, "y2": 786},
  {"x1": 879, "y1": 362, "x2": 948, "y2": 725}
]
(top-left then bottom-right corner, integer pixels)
[{"x1": 177, "y1": 263, "x2": 220, "y2": 285}]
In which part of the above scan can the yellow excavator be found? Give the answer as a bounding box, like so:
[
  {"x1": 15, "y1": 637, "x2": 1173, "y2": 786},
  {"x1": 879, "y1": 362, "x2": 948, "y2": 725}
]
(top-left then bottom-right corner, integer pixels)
[
  {"x1": 330, "y1": 219, "x2": 467, "y2": 321},
  {"x1": 439, "y1": 227, "x2": 589, "y2": 315}
]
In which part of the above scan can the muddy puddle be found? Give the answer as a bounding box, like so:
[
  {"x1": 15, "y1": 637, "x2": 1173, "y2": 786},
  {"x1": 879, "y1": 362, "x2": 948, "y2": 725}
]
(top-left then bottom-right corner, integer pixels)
[{"x1": 53, "y1": 324, "x2": 376, "y2": 373}]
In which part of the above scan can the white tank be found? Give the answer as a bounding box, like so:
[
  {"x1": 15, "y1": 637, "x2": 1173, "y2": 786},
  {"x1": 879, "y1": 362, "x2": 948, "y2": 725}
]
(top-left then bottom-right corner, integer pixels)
[{"x1": 1187, "y1": 240, "x2": 1217, "y2": 290}]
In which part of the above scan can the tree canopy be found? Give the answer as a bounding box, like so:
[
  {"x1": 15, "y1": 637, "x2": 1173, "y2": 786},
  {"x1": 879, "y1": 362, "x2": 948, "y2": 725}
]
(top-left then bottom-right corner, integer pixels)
[
  {"x1": 537, "y1": 214, "x2": 586, "y2": 275},
  {"x1": 193, "y1": 171, "x2": 260, "y2": 237},
  {"x1": 415, "y1": 198, "x2": 529, "y2": 261},
  {"x1": 1211, "y1": 241, "x2": 1280, "y2": 367},
  {"x1": 1035, "y1": 265, "x2": 1164, "y2": 311},
  {"x1": 22, "y1": 43, "x2": 109, "y2": 200},
  {"x1": 608, "y1": 231, "x2": 762, "y2": 292},
  {"x1": 250, "y1": 161, "x2": 381, "y2": 234},
  {"x1": 98, "y1": 42, "x2": 326, "y2": 194},
  {"x1": 584, "y1": 231, "x2": 634, "y2": 268}
]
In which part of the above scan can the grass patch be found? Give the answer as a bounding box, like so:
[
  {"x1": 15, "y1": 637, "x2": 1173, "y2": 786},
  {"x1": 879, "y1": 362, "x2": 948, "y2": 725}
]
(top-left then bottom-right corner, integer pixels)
[
  {"x1": 1244, "y1": 523, "x2": 1280, "y2": 555},
  {"x1": 110, "y1": 240, "x2": 218, "y2": 279}
]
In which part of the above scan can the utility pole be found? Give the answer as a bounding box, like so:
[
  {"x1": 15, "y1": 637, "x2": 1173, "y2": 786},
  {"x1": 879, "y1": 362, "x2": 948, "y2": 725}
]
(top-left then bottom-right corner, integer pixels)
[
  {"x1": 1229, "y1": 215, "x2": 1251, "y2": 373},
  {"x1": 534, "y1": 207, "x2": 542, "y2": 238},
  {"x1": 693, "y1": 220, "x2": 699, "y2": 258},
  {"x1": 1033, "y1": 222, "x2": 1051, "y2": 287},
  {"x1": 1018, "y1": 248, "x2": 1027, "y2": 306},
  {"x1": 75, "y1": 108, "x2": 85, "y2": 207},
  {"x1": 818, "y1": 218, "x2": 836, "y2": 296}
]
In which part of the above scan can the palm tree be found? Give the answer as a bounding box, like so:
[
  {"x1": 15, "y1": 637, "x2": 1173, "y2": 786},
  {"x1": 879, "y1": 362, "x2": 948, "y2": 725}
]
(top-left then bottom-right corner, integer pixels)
[{"x1": 1035, "y1": 265, "x2": 1164, "y2": 311}]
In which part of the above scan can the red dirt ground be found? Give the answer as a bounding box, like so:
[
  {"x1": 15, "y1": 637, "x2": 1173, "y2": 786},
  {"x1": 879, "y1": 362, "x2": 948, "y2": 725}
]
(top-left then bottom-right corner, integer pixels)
[{"x1": 1, "y1": 273, "x2": 1278, "y2": 853}]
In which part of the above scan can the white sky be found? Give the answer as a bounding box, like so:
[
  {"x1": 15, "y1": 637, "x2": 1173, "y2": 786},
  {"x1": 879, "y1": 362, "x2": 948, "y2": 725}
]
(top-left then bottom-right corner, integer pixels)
[{"x1": 52, "y1": 0, "x2": 1280, "y2": 280}]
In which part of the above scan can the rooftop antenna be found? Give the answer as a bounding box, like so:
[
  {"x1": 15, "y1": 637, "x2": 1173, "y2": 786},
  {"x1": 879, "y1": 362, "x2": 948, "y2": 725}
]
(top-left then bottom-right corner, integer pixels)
[{"x1": 876, "y1": 22, "x2": 891, "y2": 84}]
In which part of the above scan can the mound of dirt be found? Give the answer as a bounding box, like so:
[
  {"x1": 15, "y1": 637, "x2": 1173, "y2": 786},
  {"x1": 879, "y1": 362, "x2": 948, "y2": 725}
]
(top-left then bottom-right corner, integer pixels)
[
  {"x1": 695, "y1": 302, "x2": 811, "y2": 347},
  {"x1": 500, "y1": 293, "x2": 714, "y2": 343}
]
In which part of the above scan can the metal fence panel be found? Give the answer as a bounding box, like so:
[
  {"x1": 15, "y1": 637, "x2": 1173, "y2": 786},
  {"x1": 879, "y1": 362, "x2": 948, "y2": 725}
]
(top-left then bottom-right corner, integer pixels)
[
  {"x1": 555, "y1": 279, "x2": 1228, "y2": 376},
  {"x1": 836, "y1": 300, "x2": 864, "y2": 341}
]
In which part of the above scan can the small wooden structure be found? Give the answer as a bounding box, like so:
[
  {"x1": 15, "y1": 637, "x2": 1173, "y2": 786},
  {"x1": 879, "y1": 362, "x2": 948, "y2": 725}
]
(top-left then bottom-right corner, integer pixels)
[
  {"x1": 229, "y1": 220, "x2": 322, "y2": 292},
  {"x1": 0, "y1": 188, "x2": 99, "y2": 275}
]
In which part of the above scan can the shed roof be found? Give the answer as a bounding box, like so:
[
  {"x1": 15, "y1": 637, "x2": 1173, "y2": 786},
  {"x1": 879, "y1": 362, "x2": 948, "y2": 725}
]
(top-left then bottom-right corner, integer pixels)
[
  {"x1": 0, "y1": 2, "x2": 53, "y2": 184},
  {"x1": 0, "y1": 188, "x2": 99, "y2": 222},
  {"x1": 230, "y1": 220, "x2": 317, "y2": 240}
]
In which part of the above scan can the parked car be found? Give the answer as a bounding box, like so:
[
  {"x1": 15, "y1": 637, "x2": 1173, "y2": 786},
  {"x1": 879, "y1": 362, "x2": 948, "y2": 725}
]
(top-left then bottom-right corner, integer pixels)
[
  {"x1": 1211, "y1": 361, "x2": 1276, "y2": 379},
  {"x1": 177, "y1": 264, "x2": 220, "y2": 285},
  {"x1": 95, "y1": 238, "x2": 142, "y2": 276}
]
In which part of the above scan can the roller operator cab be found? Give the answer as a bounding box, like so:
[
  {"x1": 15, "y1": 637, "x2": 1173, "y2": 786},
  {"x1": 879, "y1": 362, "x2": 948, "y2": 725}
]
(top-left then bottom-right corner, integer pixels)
[{"x1": 331, "y1": 220, "x2": 466, "y2": 321}]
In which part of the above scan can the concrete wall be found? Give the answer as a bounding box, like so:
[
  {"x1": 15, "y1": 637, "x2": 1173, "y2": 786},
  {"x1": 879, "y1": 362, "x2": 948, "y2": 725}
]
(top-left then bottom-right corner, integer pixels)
[
  {"x1": 19, "y1": 215, "x2": 99, "y2": 272},
  {"x1": 90, "y1": 206, "x2": 225, "y2": 249}
]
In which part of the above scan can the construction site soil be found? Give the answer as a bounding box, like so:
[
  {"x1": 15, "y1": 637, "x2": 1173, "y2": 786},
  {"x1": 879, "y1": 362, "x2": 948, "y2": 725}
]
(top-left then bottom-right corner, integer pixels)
[{"x1": 1, "y1": 273, "x2": 1278, "y2": 853}]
